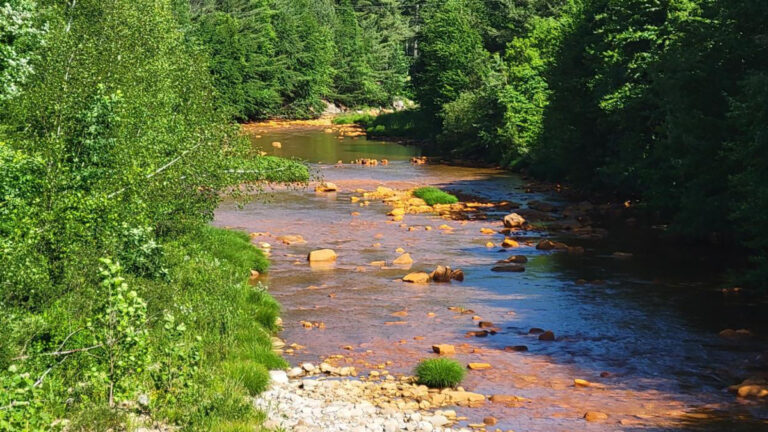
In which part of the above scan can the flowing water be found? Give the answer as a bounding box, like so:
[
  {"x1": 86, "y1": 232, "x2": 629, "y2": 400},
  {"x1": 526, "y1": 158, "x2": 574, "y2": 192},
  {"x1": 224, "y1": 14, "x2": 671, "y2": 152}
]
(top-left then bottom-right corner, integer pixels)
[{"x1": 214, "y1": 123, "x2": 768, "y2": 431}]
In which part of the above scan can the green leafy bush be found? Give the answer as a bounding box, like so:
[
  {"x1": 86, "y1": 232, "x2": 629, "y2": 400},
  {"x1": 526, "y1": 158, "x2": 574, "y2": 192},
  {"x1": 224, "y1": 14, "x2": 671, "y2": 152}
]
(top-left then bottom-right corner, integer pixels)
[
  {"x1": 414, "y1": 358, "x2": 465, "y2": 388},
  {"x1": 413, "y1": 187, "x2": 459, "y2": 206}
]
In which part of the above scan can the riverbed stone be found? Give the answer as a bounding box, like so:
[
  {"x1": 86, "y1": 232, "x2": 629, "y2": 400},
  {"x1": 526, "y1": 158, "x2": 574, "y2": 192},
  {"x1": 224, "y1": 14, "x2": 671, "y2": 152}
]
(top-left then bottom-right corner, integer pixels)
[
  {"x1": 503, "y1": 213, "x2": 526, "y2": 228},
  {"x1": 308, "y1": 249, "x2": 337, "y2": 262},
  {"x1": 432, "y1": 344, "x2": 456, "y2": 355},
  {"x1": 403, "y1": 272, "x2": 430, "y2": 284},
  {"x1": 270, "y1": 370, "x2": 289, "y2": 384},
  {"x1": 394, "y1": 253, "x2": 414, "y2": 265},
  {"x1": 584, "y1": 411, "x2": 609, "y2": 422},
  {"x1": 491, "y1": 264, "x2": 525, "y2": 273},
  {"x1": 538, "y1": 331, "x2": 556, "y2": 341}
]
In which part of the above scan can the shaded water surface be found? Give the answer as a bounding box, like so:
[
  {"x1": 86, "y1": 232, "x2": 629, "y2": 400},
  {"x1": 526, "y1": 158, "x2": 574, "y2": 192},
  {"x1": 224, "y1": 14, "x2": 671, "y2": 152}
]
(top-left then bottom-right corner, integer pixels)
[{"x1": 215, "y1": 125, "x2": 768, "y2": 431}]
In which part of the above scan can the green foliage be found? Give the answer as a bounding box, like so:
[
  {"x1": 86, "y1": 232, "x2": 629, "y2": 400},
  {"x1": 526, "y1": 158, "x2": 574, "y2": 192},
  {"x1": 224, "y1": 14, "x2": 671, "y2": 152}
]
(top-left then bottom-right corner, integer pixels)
[
  {"x1": 366, "y1": 109, "x2": 435, "y2": 139},
  {"x1": 412, "y1": 0, "x2": 489, "y2": 120},
  {"x1": 332, "y1": 112, "x2": 376, "y2": 126},
  {"x1": 0, "y1": 0, "x2": 301, "y2": 429},
  {"x1": 224, "y1": 360, "x2": 270, "y2": 396},
  {"x1": 0, "y1": 365, "x2": 51, "y2": 432},
  {"x1": 0, "y1": 0, "x2": 45, "y2": 101},
  {"x1": 414, "y1": 358, "x2": 465, "y2": 388},
  {"x1": 413, "y1": 187, "x2": 458, "y2": 205},
  {"x1": 91, "y1": 259, "x2": 150, "y2": 407},
  {"x1": 191, "y1": 4, "x2": 281, "y2": 121}
]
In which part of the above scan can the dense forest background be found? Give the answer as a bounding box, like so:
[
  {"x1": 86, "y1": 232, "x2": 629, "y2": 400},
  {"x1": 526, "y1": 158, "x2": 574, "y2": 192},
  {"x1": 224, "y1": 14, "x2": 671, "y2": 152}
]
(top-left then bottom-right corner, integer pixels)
[
  {"x1": 181, "y1": 0, "x2": 767, "y2": 287},
  {"x1": 1, "y1": 0, "x2": 766, "y2": 430}
]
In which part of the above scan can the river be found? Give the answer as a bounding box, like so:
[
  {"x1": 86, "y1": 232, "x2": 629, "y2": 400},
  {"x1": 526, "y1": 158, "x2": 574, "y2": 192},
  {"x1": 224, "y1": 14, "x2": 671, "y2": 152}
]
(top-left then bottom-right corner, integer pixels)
[{"x1": 214, "y1": 121, "x2": 768, "y2": 431}]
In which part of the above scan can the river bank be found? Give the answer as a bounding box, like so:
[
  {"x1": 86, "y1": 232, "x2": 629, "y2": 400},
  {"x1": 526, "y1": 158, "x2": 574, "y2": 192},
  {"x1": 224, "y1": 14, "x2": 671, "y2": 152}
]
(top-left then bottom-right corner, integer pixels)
[{"x1": 218, "y1": 120, "x2": 767, "y2": 431}]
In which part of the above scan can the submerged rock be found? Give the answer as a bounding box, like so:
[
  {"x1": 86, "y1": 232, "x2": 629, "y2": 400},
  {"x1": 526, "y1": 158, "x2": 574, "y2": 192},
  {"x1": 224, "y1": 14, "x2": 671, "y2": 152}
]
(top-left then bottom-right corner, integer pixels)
[
  {"x1": 393, "y1": 253, "x2": 414, "y2": 266},
  {"x1": 538, "y1": 330, "x2": 556, "y2": 341},
  {"x1": 491, "y1": 264, "x2": 525, "y2": 273},
  {"x1": 403, "y1": 272, "x2": 430, "y2": 284}
]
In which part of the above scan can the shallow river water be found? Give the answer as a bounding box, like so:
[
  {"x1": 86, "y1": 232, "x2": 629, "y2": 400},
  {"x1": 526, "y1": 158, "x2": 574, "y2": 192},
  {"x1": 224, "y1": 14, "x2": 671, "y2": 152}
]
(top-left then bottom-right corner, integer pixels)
[{"x1": 214, "y1": 124, "x2": 768, "y2": 431}]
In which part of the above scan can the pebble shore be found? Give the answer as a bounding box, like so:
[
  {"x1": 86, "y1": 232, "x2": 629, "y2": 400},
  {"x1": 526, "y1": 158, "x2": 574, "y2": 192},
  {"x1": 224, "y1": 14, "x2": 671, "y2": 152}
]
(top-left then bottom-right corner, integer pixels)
[{"x1": 255, "y1": 372, "x2": 482, "y2": 432}]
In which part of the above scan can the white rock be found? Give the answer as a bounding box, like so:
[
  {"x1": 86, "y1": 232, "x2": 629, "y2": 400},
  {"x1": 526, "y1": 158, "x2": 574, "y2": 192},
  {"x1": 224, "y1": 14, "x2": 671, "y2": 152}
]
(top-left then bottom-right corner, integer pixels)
[
  {"x1": 269, "y1": 370, "x2": 289, "y2": 385},
  {"x1": 418, "y1": 421, "x2": 435, "y2": 432}
]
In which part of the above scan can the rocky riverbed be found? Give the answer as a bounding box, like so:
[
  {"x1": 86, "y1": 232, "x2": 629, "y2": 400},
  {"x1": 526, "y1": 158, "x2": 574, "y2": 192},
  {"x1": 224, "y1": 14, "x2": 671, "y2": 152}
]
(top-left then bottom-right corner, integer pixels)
[
  {"x1": 216, "y1": 121, "x2": 768, "y2": 431},
  {"x1": 256, "y1": 370, "x2": 509, "y2": 432}
]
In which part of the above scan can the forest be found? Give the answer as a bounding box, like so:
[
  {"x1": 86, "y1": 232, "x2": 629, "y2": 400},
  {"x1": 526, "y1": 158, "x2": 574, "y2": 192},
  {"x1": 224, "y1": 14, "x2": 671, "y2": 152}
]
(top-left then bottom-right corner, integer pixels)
[{"x1": 1, "y1": 0, "x2": 766, "y2": 430}]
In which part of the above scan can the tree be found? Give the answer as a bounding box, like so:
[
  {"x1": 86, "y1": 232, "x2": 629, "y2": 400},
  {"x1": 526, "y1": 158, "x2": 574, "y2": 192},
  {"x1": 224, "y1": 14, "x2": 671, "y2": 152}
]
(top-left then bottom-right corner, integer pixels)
[{"x1": 411, "y1": 0, "x2": 488, "y2": 120}]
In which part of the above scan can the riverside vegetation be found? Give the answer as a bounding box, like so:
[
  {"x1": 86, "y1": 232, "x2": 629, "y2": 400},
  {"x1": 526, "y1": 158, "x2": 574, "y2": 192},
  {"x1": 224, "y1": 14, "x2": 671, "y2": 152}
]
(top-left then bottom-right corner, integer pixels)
[
  {"x1": 2, "y1": 0, "x2": 767, "y2": 430},
  {"x1": 0, "y1": 0, "x2": 310, "y2": 430}
]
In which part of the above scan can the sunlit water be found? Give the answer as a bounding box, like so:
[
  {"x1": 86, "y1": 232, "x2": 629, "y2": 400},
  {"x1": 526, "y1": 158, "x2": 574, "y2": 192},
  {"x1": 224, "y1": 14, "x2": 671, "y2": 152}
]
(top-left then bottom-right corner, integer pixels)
[{"x1": 214, "y1": 125, "x2": 768, "y2": 431}]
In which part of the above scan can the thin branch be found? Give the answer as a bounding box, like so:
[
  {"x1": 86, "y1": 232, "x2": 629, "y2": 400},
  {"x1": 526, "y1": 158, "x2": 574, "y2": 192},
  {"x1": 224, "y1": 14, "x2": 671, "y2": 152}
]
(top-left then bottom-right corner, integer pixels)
[{"x1": 13, "y1": 344, "x2": 102, "y2": 361}]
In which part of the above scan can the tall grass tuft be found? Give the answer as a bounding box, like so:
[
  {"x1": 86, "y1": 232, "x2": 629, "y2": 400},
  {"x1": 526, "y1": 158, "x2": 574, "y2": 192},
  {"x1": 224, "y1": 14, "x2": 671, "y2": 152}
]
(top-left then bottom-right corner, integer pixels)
[
  {"x1": 414, "y1": 358, "x2": 465, "y2": 388},
  {"x1": 413, "y1": 187, "x2": 459, "y2": 206}
]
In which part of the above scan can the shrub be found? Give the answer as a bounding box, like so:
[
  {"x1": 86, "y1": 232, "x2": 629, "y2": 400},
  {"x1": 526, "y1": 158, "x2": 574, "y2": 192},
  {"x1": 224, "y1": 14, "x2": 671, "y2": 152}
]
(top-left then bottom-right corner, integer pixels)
[
  {"x1": 414, "y1": 358, "x2": 465, "y2": 388},
  {"x1": 224, "y1": 361, "x2": 270, "y2": 396},
  {"x1": 332, "y1": 112, "x2": 375, "y2": 126},
  {"x1": 413, "y1": 187, "x2": 459, "y2": 206}
]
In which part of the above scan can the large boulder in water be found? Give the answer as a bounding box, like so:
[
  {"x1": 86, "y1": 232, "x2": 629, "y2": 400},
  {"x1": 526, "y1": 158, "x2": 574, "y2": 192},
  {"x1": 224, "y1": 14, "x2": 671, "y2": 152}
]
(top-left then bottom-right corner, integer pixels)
[{"x1": 503, "y1": 213, "x2": 526, "y2": 228}]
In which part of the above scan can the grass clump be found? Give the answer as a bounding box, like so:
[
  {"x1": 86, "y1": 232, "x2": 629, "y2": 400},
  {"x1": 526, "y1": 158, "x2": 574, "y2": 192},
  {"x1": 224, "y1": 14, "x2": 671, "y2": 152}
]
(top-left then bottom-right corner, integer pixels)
[
  {"x1": 413, "y1": 187, "x2": 459, "y2": 206},
  {"x1": 225, "y1": 360, "x2": 270, "y2": 396},
  {"x1": 332, "y1": 112, "x2": 375, "y2": 126},
  {"x1": 414, "y1": 358, "x2": 466, "y2": 388}
]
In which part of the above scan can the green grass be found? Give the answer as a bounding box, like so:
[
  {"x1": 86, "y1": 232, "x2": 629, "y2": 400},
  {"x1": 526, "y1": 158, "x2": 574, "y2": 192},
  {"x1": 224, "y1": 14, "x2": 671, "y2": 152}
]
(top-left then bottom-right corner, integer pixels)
[
  {"x1": 332, "y1": 112, "x2": 376, "y2": 126},
  {"x1": 413, "y1": 187, "x2": 459, "y2": 206},
  {"x1": 414, "y1": 358, "x2": 466, "y2": 388},
  {"x1": 225, "y1": 360, "x2": 270, "y2": 396}
]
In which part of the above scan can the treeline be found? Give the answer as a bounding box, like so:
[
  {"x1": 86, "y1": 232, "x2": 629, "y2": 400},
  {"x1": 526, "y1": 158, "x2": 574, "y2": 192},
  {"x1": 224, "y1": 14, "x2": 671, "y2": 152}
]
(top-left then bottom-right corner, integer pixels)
[
  {"x1": 405, "y1": 0, "x2": 768, "y2": 286},
  {"x1": 1, "y1": 0, "x2": 306, "y2": 430},
  {"x1": 179, "y1": 0, "x2": 414, "y2": 120}
]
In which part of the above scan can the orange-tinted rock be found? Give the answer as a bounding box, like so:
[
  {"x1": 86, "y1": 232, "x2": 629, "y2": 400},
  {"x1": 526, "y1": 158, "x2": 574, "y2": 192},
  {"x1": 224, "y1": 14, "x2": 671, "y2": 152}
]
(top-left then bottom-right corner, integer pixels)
[
  {"x1": 432, "y1": 344, "x2": 456, "y2": 355},
  {"x1": 574, "y1": 379, "x2": 591, "y2": 387},
  {"x1": 278, "y1": 235, "x2": 306, "y2": 245},
  {"x1": 403, "y1": 272, "x2": 430, "y2": 284},
  {"x1": 446, "y1": 391, "x2": 485, "y2": 407},
  {"x1": 502, "y1": 238, "x2": 520, "y2": 248},
  {"x1": 481, "y1": 228, "x2": 496, "y2": 235},
  {"x1": 315, "y1": 182, "x2": 338, "y2": 192},
  {"x1": 393, "y1": 253, "x2": 414, "y2": 266},
  {"x1": 468, "y1": 363, "x2": 492, "y2": 370},
  {"x1": 483, "y1": 417, "x2": 498, "y2": 426},
  {"x1": 430, "y1": 265, "x2": 453, "y2": 283},
  {"x1": 584, "y1": 412, "x2": 608, "y2": 422},
  {"x1": 478, "y1": 321, "x2": 494, "y2": 329},
  {"x1": 502, "y1": 255, "x2": 528, "y2": 264},
  {"x1": 504, "y1": 345, "x2": 528, "y2": 352},
  {"x1": 490, "y1": 394, "x2": 526, "y2": 405},
  {"x1": 466, "y1": 330, "x2": 491, "y2": 338},
  {"x1": 308, "y1": 249, "x2": 337, "y2": 262},
  {"x1": 718, "y1": 328, "x2": 753, "y2": 339},
  {"x1": 450, "y1": 269, "x2": 465, "y2": 282}
]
